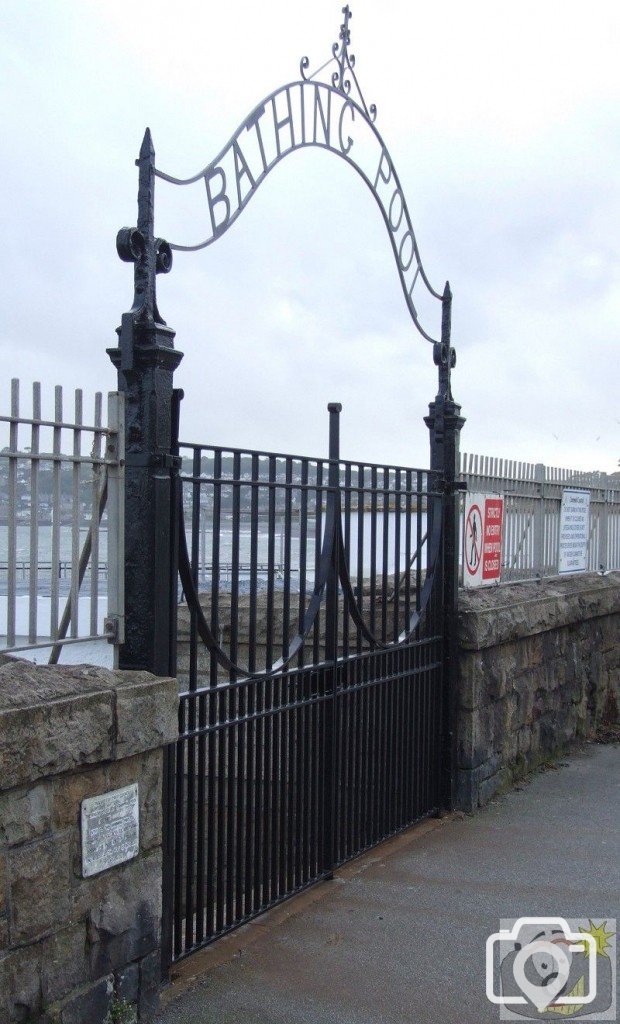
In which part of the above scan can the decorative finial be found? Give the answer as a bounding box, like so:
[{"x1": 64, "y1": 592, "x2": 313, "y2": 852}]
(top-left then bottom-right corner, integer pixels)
[
  {"x1": 333, "y1": 6, "x2": 353, "y2": 92},
  {"x1": 300, "y1": 5, "x2": 376, "y2": 122},
  {"x1": 433, "y1": 281, "x2": 456, "y2": 399},
  {"x1": 116, "y1": 127, "x2": 173, "y2": 325}
]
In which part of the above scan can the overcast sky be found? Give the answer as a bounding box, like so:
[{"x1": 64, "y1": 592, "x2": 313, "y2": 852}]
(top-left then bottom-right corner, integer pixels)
[{"x1": 1, "y1": 0, "x2": 618, "y2": 472}]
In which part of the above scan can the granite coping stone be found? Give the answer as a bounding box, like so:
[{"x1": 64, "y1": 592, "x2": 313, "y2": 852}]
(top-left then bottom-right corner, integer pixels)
[
  {"x1": 458, "y1": 571, "x2": 620, "y2": 650},
  {"x1": 0, "y1": 664, "x2": 178, "y2": 791}
]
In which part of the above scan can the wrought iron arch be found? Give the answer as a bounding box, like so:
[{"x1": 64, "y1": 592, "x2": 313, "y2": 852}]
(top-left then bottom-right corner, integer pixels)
[
  {"x1": 111, "y1": 6, "x2": 466, "y2": 973},
  {"x1": 116, "y1": 5, "x2": 457, "y2": 391}
]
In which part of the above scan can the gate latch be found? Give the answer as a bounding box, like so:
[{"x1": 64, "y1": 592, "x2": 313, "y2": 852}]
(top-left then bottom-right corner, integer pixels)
[
  {"x1": 124, "y1": 452, "x2": 182, "y2": 471},
  {"x1": 438, "y1": 479, "x2": 467, "y2": 494},
  {"x1": 104, "y1": 615, "x2": 121, "y2": 644}
]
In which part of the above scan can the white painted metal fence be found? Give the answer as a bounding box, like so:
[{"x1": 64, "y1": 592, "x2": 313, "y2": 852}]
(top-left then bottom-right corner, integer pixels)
[
  {"x1": 459, "y1": 452, "x2": 620, "y2": 582},
  {"x1": 0, "y1": 380, "x2": 124, "y2": 662}
]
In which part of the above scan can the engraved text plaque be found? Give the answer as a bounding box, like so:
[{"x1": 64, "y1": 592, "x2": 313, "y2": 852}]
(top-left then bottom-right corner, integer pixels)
[{"x1": 81, "y1": 783, "x2": 140, "y2": 877}]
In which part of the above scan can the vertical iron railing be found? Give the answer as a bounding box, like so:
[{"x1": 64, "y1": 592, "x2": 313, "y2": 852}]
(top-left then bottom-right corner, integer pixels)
[
  {"x1": 459, "y1": 453, "x2": 620, "y2": 580},
  {"x1": 0, "y1": 379, "x2": 124, "y2": 661},
  {"x1": 166, "y1": 403, "x2": 445, "y2": 963}
]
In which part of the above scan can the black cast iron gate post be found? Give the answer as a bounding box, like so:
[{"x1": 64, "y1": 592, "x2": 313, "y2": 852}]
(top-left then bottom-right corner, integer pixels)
[
  {"x1": 425, "y1": 283, "x2": 465, "y2": 811},
  {"x1": 108, "y1": 128, "x2": 184, "y2": 675},
  {"x1": 323, "y1": 402, "x2": 342, "y2": 879}
]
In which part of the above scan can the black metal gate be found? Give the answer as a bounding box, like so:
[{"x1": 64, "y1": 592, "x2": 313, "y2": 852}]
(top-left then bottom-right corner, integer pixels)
[
  {"x1": 161, "y1": 400, "x2": 450, "y2": 964},
  {"x1": 109, "y1": 6, "x2": 464, "y2": 980}
]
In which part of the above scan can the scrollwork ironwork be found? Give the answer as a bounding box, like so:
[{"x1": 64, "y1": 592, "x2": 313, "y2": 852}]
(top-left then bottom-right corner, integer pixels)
[
  {"x1": 145, "y1": 7, "x2": 456, "y2": 369},
  {"x1": 304, "y1": 4, "x2": 377, "y2": 122},
  {"x1": 155, "y1": 238, "x2": 173, "y2": 275},
  {"x1": 116, "y1": 226, "x2": 145, "y2": 263},
  {"x1": 177, "y1": 476, "x2": 444, "y2": 681}
]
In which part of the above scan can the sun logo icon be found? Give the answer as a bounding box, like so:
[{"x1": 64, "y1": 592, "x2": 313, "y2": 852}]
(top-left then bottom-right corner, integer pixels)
[{"x1": 578, "y1": 920, "x2": 615, "y2": 959}]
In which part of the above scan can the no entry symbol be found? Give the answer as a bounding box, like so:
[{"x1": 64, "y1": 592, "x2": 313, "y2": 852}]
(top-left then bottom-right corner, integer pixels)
[{"x1": 465, "y1": 504, "x2": 483, "y2": 576}]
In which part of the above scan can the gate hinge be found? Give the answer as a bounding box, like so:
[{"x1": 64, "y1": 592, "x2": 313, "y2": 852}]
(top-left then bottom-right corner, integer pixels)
[{"x1": 438, "y1": 479, "x2": 467, "y2": 494}]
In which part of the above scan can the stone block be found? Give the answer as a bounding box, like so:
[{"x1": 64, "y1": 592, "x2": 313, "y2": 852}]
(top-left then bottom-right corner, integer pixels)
[
  {"x1": 542, "y1": 628, "x2": 563, "y2": 662},
  {"x1": 458, "y1": 653, "x2": 484, "y2": 710},
  {"x1": 52, "y1": 765, "x2": 108, "y2": 831},
  {"x1": 458, "y1": 573, "x2": 620, "y2": 650},
  {"x1": 483, "y1": 654, "x2": 510, "y2": 702},
  {"x1": 501, "y1": 728, "x2": 519, "y2": 766},
  {"x1": 530, "y1": 719, "x2": 542, "y2": 755},
  {"x1": 86, "y1": 852, "x2": 161, "y2": 976},
  {"x1": 589, "y1": 647, "x2": 604, "y2": 689},
  {"x1": 0, "y1": 664, "x2": 179, "y2": 791},
  {"x1": 116, "y1": 962, "x2": 140, "y2": 1004},
  {"x1": 538, "y1": 716, "x2": 558, "y2": 754},
  {"x1": 524, "y1": 634, "x2": 545, "y2": 668},
  {"x1": 58, "y1": 975, "x2": 114, "y2": 1024},
  {"x1": 114, "y1": 674, "x2": 178, "y2": 759},
  {"x1": 0, "y1": 851, "x2": 6, "y2": 917},
  {"x1": 139, "y1": 949, "x2": 161, "y2": 1021},
  {"x1": 512, "y1": 674, "x2": 535, "y2": 725},
  {"x1": 454, "y1": 769, "x2": 476, "y2": 813},
  {"x1": 0, "y1": 941, "x2": 43, "y2": 1021},
  {"x1": 502, "y1": 691, "x2": 520, "y2": 735},
  {"x1": 478, "y1": 767, "x2": 512, "y2": 806},
  {"x1": 517, "y1": 726, "x2": 532, "y2": 756},
  {"x1": 8, "y1": 833, "x2": 71, "y2": 943},
  {"x1": 457, "y1": 705, "x2": 494, "y2": 770},
  {"x1": 545, "y1": 658, "x2": 566, "y2": 691},
  {"x1": 454, "y1": 756, "x2": 500, "y2": 810},
  {"x1": 34, "y1": 923, "x2": 88, "y2": 1005},
  {"x1": 0, "y1": 667, "x2": 115, "y2": 790},
  {"x1": 0, "y1": 782, "x2": 52, "y2": 846},
  {"x1": 106, "y1": 751, "x2": 162, "y2": 854}
]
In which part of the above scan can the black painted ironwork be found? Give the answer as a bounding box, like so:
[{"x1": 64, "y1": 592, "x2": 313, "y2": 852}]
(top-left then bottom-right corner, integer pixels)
[
  {"x1": 108, "y1": 128, "x2": 182, "y2": 675},
  {"x1": 165, "y1": 404, "x2": 446, "y2": 963},
  {"x1": 111, "y1": 4, "x2": 464, "y2": 979}
]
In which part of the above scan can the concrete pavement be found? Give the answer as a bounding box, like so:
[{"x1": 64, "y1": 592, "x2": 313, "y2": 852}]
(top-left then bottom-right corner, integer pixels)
[{"x1": 156, "y1": 743, "x2": 620, "y2": 1024}]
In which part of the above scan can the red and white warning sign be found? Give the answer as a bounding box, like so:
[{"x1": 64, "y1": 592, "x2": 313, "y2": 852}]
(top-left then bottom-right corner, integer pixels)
[{"x1": 463, "y1": 493, "x2": 504, "y2": 587}]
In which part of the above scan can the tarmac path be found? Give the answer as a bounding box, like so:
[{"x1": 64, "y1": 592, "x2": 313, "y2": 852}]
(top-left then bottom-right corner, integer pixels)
[{"x1": 157, "y1": 743, "x2": 619, "y2": 1024}]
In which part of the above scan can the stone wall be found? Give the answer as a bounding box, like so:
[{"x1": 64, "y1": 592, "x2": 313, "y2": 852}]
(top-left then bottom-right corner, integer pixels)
[
  {"x1": 0, "y1": 663, "x2": 178, "y2": 1024},
  {"x1": 456, "y1": 571, "x2": 620, "y2": 810}
]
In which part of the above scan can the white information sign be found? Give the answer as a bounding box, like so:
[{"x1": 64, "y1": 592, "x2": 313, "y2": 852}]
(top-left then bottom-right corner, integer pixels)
[
  {"x1": 463, "y1": 492, "x2": 504, "y2": 588},
  {"x1": 558, "y1": 489, "x2": 591, "y2": 574},
  {"x1": 81, "y1": 783, "x2": 140, "y2": 878}
]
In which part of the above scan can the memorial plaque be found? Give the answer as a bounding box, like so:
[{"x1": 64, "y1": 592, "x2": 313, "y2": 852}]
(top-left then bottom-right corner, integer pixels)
[{"x1": 81, "y1": 783, "x2": 140, "y2": 878}]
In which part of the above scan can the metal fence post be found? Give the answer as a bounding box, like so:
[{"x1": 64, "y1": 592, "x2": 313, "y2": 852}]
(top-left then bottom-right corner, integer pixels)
[
  {"x1": 598, "y1": 476, "x2": 609, "y2": 571},
  {"x1": 424, "y1": 283, "x2": 465, "y2": 812},
  {"x1": 533, "y1": 462, "x2": 545, "y2": 574},
  {"x1": 108, "y1": 129, "x2": 183, "y2": 675},
  {"x1": 104, "y1": 392, "x2": 125, "y2": 664}
]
